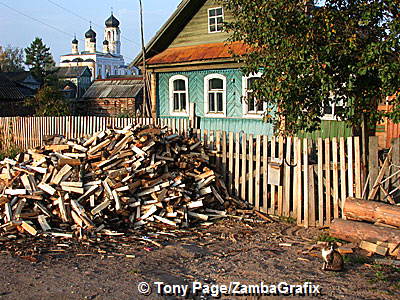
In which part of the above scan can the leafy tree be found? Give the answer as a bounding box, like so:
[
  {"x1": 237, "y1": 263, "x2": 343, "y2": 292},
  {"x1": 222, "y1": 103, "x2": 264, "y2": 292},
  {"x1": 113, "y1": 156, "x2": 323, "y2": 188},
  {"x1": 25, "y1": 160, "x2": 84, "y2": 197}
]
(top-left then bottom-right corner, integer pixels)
[
  {"x1": 24, "y1": 37, "x2": 56, "y2": 83},
  {"x1": 25, "y1": 85, "x2": 70, "y2": 116},
  {"x1": 222, "y1": 0, "x2": 400, "y2": 135},
  {"x1": 0, "y1": 45, "x2": 25, "y2": 72}
]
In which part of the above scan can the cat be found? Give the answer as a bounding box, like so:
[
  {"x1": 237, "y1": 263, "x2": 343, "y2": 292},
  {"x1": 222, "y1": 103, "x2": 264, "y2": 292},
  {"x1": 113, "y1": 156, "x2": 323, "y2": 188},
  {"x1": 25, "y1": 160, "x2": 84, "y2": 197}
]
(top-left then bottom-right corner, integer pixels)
[{"x1": 322, "y1": 242, "x2": 344, "y2": 271}]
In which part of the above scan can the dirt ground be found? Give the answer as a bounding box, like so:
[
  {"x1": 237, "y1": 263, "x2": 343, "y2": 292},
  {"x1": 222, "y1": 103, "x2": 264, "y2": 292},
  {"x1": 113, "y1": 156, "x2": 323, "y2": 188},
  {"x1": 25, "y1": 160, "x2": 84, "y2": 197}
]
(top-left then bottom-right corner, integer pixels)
[{"x1": 0, "y1": 218, "x2": 398, "y2": 300}]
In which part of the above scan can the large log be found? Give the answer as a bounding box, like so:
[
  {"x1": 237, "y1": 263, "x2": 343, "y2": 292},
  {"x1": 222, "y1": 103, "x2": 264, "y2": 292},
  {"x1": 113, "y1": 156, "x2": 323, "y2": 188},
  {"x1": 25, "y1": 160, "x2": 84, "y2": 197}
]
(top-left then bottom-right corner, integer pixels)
[
  {"x1": 330, "y1": 219, "x2": 400, "y2": 244},
  {"x1": 344, "y1": 197, "x2": 400, "y2": 228}
]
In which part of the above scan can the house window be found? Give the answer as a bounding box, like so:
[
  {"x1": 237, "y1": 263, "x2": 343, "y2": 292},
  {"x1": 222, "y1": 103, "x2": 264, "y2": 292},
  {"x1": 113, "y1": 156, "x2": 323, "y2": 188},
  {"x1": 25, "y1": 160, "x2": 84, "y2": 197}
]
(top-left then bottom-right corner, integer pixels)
[
  {"x1": 204, "y1": 74, "x2": 226, "y2": 117},
  {"x1": 322, "y1": 99, "x2": 345, "y2": 120},
  {"x1": 208, "y1": 7, "x2": 224, "y2": 33},
  {"x1": 169, "y1": 75, "x2": 189, "y2": 116},
  {"x1": 242, "y1": 73, "x2": 266, "y2": 118}
]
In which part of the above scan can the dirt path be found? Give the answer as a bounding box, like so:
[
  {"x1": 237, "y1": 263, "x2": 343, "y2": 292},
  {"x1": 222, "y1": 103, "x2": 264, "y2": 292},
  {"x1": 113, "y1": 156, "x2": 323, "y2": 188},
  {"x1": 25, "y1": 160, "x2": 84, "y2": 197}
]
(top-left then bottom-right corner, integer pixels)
[{"x1": 0, "y1": 219, "x2": 398, "y2": 300}]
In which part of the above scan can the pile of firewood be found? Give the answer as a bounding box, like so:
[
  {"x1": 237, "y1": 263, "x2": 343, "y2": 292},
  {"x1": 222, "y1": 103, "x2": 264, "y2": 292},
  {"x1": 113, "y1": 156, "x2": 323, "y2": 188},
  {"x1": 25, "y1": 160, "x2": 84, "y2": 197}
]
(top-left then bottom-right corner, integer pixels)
[
  {"x1": 330, "y1": 197, "x2": 400, "y2": 259},
  {"x1": 0, "y1": 124, "x2": 248, "y2": 240}
]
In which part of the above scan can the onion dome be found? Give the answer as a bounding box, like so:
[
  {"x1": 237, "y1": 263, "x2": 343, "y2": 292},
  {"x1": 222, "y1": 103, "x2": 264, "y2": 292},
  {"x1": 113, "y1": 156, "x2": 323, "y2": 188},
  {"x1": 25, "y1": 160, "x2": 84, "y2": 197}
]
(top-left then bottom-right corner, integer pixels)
[
  {"x1": 85, "y1": 27, "x2": 96, "y2": 39},
  {"x1": 105, "y1": 13, "x2": 120, "y2": 27},
  {"x1": 72, "y1": 37, "x2": 78, "y2": 44},
  {"x1": 103, "y1": 40, "x2": 109, "y2": 45}
]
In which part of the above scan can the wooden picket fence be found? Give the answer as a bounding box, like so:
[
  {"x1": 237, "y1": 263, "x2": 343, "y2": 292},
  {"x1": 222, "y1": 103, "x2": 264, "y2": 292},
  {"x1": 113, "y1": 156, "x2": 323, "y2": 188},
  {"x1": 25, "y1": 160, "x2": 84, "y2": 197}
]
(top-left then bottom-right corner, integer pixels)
[
  {"x1": 0, "y1": 116, "x2": 365, "y2": 227},
  {"x1": 193, "y1": 130, "x2": 363, "y2": 227},
  {"x1": 0, "y1": 116, "x2": 189, "y2": 151}
]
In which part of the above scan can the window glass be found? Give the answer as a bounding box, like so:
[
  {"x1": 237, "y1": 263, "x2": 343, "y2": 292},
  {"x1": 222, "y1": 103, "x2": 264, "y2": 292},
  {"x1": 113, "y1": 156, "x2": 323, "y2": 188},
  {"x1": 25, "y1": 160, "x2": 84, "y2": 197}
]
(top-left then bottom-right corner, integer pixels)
[
  {"x1": 210, "y1": 78, "x2": 223, "y2": 90},
  {"x1": 208, "y1": 8, "x2": 224, "y2": 33},
  {"x1": 217, "y1": 93, "x2": 223, "y2": 112},
  {"x1": 173, "y1": 79, "x2": 186, "y2": 91}
]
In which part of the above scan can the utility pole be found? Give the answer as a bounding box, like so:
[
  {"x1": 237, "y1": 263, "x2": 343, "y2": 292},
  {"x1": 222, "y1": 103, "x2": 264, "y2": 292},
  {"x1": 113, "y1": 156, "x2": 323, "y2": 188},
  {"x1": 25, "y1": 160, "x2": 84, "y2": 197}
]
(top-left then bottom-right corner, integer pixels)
[{"x1": 139, "y1": 0, "x2": 149, "y2": 117}]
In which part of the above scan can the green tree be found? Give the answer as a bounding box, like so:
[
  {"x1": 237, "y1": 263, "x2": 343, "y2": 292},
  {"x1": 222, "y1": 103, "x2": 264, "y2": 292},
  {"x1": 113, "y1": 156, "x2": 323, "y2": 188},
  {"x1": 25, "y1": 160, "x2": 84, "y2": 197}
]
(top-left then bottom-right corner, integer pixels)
[
  {"x1": 0, "y1": 45, "x2": 25, "y2": 72},
  {"x1": 24, "y1": 37, "x2": 56, "y2": 83},
  {"x1": 222, "y1": 0, "x2": 400, "y2": 135},
  {"x1": 25, "y1": 85, "x2": 70, "y2": 116}
]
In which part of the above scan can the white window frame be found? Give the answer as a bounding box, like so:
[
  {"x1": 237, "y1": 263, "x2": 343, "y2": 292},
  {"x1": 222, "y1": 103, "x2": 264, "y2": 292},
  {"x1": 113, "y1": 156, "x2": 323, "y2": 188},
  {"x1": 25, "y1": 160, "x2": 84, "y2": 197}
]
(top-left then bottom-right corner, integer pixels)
[
  {"x1": 242, "y1": 73, "x2": 266, "y2": 119},
  {"x1": 169, "y1": 75, "x2": 189, "y2": 116},
  {"x1": 204, "y1": 74, "x2": 226, "y2": 117},
  {"x1": 321, "y1": 90, "x2": 345, "y2": 120},
  {"x1": 208, "y1": 7, "x2": 224, "y2": 33}
]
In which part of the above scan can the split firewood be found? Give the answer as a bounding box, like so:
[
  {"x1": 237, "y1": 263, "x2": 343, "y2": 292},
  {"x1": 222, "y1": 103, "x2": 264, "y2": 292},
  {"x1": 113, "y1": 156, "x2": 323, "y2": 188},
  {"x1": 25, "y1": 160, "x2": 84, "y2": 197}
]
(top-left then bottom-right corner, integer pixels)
[{"x1": 0, "y1": 123, "x2": 249, "y2": 242}]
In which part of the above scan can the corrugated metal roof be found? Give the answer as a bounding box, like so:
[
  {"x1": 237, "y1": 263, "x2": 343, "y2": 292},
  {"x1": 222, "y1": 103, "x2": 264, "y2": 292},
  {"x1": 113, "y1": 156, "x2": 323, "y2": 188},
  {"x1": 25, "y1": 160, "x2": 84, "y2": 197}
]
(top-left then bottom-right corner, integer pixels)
[
  {"x1": 83, "y1": 78, "x2": 143, "y2": 99},
  {"x1": 147, "y1": 41, "x2": 249, "y2": 65},
  {"x1": 57, "y1": 66, "x2": 91, "y2": 78}
]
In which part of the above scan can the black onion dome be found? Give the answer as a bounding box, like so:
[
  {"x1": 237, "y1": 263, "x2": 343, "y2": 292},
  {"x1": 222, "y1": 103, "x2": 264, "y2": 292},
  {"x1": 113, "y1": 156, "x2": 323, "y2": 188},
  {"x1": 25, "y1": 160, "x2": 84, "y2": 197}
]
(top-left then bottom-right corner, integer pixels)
[
  {"x1": 105, "y1": 13, "x2": 120, "y2": 27},
  {"x1": 103, "y1": 40, "x2": 109, "y2": 45},
  {"x1": 85, "y1": 28, "x2": 96, "y2": 38},
  {"x1": 72, "y1": 37, "x2": 78, "y2": 44}
]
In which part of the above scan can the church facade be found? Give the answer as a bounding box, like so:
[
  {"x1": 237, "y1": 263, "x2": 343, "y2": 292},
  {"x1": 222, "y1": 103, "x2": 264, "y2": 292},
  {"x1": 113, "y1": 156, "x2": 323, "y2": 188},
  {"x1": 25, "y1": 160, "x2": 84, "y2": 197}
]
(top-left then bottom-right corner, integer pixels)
[{"x1": 60, "y1": 13, "x2": 132, "y2": 81}]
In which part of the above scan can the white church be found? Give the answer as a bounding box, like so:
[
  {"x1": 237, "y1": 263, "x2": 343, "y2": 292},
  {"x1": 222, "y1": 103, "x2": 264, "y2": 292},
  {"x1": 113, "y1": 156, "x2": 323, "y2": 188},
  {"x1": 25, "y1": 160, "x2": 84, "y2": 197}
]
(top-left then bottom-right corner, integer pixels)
[{"x1": 60, "y1": 13, "x2": 132, "y2": 81}]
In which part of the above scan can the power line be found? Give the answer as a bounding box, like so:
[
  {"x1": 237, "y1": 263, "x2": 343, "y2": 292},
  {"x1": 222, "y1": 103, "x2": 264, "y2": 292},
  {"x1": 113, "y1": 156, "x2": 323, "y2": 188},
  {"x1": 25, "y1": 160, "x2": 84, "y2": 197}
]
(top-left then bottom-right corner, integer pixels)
[
  {"x1": 46, "y1": 0, "x2": 142, "y2": 47},
  {"x1": 0, "y1": 1, "x2": 74, "y2": 39}
]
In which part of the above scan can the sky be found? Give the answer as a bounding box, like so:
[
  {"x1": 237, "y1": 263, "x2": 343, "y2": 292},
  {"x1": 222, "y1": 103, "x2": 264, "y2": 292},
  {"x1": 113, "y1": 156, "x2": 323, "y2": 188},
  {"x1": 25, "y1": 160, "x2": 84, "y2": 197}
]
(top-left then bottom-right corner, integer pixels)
[{"x1": 0, "y1": 0, "x2": 183, "y2": 65}]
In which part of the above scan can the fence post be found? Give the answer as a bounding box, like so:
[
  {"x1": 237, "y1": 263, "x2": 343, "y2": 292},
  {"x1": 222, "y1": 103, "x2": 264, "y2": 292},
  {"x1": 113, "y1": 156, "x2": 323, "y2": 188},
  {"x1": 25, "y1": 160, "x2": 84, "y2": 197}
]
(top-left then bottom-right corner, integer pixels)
[{"x1": 368, "y1": 136, "x2": 379, "y2": 200}]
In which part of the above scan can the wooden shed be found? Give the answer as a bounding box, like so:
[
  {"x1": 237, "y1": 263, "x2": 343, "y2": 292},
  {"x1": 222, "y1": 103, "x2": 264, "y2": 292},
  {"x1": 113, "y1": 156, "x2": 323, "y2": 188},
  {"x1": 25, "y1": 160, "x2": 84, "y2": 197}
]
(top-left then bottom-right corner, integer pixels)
[{"x1": 80, "y1": 77, "x2": 143, "y2": 116}]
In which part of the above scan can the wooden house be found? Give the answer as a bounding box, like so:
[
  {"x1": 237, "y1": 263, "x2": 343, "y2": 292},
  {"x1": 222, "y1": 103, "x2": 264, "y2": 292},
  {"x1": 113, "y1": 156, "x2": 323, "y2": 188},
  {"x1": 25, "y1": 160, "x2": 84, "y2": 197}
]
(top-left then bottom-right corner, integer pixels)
[
  {"x1": 0, "y1": 72, "x2": 40, "y2": 116},
  {"x1": 56, "y1": 66, "x2": 92, "y2": 98},
  {"x1": 133, "y1": 0, "x2": 351, "y2": 137}
]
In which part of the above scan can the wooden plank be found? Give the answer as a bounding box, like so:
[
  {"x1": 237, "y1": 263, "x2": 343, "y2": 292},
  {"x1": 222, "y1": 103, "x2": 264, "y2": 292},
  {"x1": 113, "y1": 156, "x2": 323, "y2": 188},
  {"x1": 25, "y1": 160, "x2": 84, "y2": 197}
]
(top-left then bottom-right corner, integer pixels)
[
  {"x1": 309, "y1": 164, "x2": 316, "y2": 227},
  {"x1": 270, "y1": 136, "x2": 276, "y2": 215},
  {"x1": 215, "y1": 131, "x2": 221, "y2": 169},
  {"x1": 354, "y1": 137, "x2": 362, "y2": 198},
  {"x1": 317, "y1": 138, "x2": 324, "y2": 226},
  {"x1": 277, "y1": 136, "x2": 284, "y2": 216},
  {"x1": 303, "y1": 138, "x2": 309, "y2": 227},
  {"x1": 347, "y1": 137, "x2": 354, "y2": 198},
  {"x1": 293, "y1": 137, "x2": 300, "y2": 221},
  {"x1": 262, "y1": 135, "x2": 268, "y2": 213},
  {"x1": 283, "y1": 137, "x2": 291, "y2": 217},
  {"x1": 332, "y1": 137, "x2": 339, "y2": 221},
  {"x1": 234, "y1": 132, "x2": 240, "y2": 197},
  {"x1": 368, "y1": 147, "x2": 393, "y2": 200},
  {"x1": 340, "y1": 137, "x2": 347, "y2": 217},
  {"x1": 241, "y1": 133, "x2": 247, "y2": 202},
  {"x1": 248, "y1": 134, "x2": 254, "y2": 206},
  {"x1": 228, "y1": 131, "x2": 234, "y2": 193},
  {"x1": 222, "y1": 131, "x2": 227, "y2": 183},
  {"x1": 255, "y1": 135, "x2": 261, "y2": 210}
]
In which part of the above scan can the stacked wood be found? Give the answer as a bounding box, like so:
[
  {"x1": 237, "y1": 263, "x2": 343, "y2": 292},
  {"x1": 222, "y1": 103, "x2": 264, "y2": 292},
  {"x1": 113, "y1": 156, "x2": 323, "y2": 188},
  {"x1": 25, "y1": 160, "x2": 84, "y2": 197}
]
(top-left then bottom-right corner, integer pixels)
[
  {"x1": 0, "y1": 124, "x2": 249, "y2": 240},
  {"x1": 331, "y1": 197, "x2": 400, "y2": 258}
]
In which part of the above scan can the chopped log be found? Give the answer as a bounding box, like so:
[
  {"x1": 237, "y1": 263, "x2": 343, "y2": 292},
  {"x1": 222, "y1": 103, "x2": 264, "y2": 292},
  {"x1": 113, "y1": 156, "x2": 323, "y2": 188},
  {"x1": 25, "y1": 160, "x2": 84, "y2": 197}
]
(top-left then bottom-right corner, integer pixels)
[
  {"x1": 344, "y1": 197, "x2": 400, "y2": 228},
  {"x1": 360, "y1": 241, "x2": 388, "y2": 256},
  {"x1": 21, "y1": 221, "x2": 37, "y2": 236},
  {"x1": 330, "y1": 219, "x2": 400, "y2": 244}
]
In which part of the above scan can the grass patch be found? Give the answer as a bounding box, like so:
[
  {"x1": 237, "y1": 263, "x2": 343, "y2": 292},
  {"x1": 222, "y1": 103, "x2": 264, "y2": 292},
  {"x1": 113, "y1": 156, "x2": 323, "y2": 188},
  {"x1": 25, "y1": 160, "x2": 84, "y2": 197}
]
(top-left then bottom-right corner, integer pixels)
[
  {"x1": 0, "y1": 144, "x2": 21, "y2": 161},
  {"x1": 343, "y1": 254, "x2": 370, "y2": 265},
  {"x1": 316, "y1": 233, "x2": 343, "y2": 243},
  {"x1": 369, "y1": 264, "x2": 400, "y2": 284},
  {"x1": 278, "y1": 216, "x2": 296, "y2": 224}
]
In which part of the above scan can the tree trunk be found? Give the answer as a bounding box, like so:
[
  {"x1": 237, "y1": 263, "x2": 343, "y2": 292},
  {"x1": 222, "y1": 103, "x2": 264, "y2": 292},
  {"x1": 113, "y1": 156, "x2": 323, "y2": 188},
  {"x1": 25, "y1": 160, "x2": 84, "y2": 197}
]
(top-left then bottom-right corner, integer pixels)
[
  {"x1": 330, "y1": 219, "x2": 400, "y2": 244},
  {"x1": 344, "y1": 197, "x2": 400, "y2": 228}
]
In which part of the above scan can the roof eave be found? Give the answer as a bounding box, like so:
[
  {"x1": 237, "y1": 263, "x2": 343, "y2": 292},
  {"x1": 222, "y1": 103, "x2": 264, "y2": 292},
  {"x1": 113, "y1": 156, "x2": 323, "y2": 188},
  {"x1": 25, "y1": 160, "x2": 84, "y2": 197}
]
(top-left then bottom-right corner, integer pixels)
[{"x1": 131, "y1": 0, "x2": 205, "y2": 67}]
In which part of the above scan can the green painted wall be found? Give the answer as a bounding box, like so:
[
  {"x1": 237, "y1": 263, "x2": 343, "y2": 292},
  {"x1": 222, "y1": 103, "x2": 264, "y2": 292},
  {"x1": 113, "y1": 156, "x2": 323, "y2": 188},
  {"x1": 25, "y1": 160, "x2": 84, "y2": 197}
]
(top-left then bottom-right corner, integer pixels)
[
  {"x1": 157, "y1": 69, "x2": 352, "y2": 138},
  {"x1": 157, "y1": 69, "x2": 274, "y2": 136},
  {"x1": 170, "y1": 0, "x2": 233, "y2": 48},
  {"x1": 297, "y1": 120, "x2": 352, "y2": 139}
]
